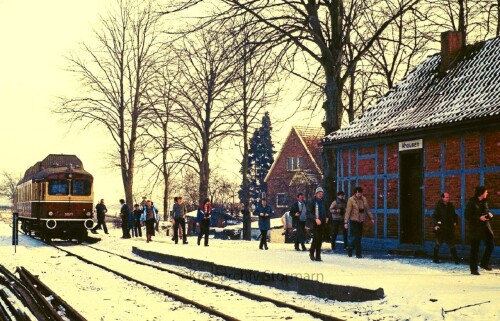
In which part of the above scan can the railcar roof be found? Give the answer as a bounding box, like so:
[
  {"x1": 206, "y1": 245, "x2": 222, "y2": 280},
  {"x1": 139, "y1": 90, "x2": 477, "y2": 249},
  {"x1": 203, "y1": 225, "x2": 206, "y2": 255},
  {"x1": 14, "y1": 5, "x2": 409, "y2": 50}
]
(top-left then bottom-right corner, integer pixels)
[{"x1": 19, "y1": 154, "x2": 91, "y2": 184}]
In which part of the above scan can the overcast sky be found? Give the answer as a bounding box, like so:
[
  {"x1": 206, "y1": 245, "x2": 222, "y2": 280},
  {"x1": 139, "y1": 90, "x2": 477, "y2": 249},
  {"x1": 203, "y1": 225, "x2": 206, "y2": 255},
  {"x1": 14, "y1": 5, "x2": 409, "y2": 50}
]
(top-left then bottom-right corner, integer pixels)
[{"x1": 0, "y1": 0, "x2": 322, "y2": 207}]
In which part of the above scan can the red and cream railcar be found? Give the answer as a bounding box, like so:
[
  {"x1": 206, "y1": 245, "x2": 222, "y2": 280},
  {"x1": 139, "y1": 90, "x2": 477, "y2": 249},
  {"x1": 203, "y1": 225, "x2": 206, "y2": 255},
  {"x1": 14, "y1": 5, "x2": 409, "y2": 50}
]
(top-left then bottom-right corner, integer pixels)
[{"x1": 14, "y1": 154, "x2": 94, "y2": 243}]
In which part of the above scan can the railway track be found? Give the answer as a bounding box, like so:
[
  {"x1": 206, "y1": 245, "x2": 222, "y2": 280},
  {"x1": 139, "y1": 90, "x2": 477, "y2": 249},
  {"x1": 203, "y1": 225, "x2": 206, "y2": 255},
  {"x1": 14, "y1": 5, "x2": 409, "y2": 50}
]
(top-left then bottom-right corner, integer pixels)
[
  {"x1": 0, "y1": 264, "x2": 86, "y2": 321},
  {"x1": 50, "y1": 243, "x2": 343, "y2": 321}
]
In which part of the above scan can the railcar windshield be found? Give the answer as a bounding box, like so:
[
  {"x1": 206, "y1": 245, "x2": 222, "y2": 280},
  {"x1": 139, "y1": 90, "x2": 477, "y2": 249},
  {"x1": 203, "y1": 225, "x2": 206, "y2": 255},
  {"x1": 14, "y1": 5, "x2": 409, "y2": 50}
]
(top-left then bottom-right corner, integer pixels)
[
  {"x1": 48, "y1": 180, "x2": 69, "y2": 195},
  {"x1": 72, "y1": 179, "x2": 92, "y2": 196}
]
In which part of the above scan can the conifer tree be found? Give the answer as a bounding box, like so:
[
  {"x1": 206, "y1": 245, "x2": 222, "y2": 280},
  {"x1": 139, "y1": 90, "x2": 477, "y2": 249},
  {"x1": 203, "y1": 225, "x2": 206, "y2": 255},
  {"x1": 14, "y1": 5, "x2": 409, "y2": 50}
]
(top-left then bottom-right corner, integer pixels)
[{"x1": 244, "y1": 112, "x2": 275, "y2": 202}]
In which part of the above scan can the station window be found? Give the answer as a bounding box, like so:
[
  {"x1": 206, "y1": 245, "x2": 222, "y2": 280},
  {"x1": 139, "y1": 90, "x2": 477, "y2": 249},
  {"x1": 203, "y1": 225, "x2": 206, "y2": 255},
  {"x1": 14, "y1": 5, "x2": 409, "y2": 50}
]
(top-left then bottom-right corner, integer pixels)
[
  {"x1": 72, "y1": 180, "x2": 92, "y2": 196},
  {"x1": 48, "y1": 180, "x2": 69, "y2": 195}
]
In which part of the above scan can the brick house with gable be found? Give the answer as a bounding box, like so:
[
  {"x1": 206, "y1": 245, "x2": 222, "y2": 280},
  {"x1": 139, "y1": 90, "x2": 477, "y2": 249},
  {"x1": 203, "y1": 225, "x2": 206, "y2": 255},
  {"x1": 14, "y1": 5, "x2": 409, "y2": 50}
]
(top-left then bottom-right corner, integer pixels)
[
  {"x1": 322, "y1": 32, "x2": 500, "y2": 257},
  {"x1": 265, "y1": 126, "x2": 323, "y2": 216}
]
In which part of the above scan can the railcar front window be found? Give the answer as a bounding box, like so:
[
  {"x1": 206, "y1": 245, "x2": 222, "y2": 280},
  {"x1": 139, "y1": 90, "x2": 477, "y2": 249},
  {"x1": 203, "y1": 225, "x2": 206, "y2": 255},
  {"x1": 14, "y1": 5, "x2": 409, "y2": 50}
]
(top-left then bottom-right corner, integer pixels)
[
  {"x1": 72, "y1": 180, "x2": 91, "y2": 196},
  {"x1": 48, "y1": 180, "x2": 69, "y2": 195}
]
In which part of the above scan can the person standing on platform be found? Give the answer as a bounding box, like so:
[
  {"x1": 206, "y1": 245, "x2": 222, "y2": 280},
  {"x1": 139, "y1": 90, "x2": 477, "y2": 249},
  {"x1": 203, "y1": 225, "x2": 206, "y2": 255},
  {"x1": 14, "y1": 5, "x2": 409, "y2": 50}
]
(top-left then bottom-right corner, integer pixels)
[
  {"x1": 91, "y1": 199, "x2": 108, "y2": 234},
  {"x1": 143, "y1": 200, "x2": 159, "y2": 243},
  {"x1": 173, "y1": 197, "x2": 188, "y2": 244},
  {"x1": 329, "y1": 191, "x2": 347, "y2": 250},
  {"x1": 289, "y1": 193, "x2": 308, "y2": 251},
  {"x1": 344, "y1": 186, "x2": 374, "y2": 258},
  {"x1": 132, "y1": 204, "x2": 143, "y2": 237},
  {"x1": 431, "y1": 192, "x2": 459, "y2": 264},
  {"x1": 281, "y1": 211, "x2": 293, "y2": 243},
  {"x1": 254, "y1": 198, "x2": 273, "y2": 250},
  {"x1": 307, "y1": 187, "x2": 329, "y2": 261},
  {"x1": 465, "y1": 186, "x2": 495, "y2": 275},
  {"x1": 197, "y1": 198, "x2": 211, "y2": 246},
  {"x1": 119, "y1": 199, "x2": 131, "y2": 238}
]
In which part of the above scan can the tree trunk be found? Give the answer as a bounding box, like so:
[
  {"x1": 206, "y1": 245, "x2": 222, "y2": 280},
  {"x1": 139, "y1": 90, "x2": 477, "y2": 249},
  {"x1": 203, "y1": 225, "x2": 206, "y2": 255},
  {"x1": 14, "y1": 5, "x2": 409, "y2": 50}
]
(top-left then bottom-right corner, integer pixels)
[{"x1": 199, "y1": 143, "x2": 210, "y2": 205}]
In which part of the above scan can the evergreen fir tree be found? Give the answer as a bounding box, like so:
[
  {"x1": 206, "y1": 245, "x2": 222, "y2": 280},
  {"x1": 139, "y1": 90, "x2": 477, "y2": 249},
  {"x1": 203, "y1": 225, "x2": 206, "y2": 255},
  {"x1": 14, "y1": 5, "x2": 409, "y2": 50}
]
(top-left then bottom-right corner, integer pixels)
[{"x1": 243, "y1": 112, "x2": 275, "y2": 203}]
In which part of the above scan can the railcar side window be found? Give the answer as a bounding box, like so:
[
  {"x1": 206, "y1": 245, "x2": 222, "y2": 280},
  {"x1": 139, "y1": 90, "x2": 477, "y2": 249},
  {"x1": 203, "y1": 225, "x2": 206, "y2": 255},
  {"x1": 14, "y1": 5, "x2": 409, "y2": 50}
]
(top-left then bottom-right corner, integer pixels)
[
  {"x1": 48, "y1": 180, "x2": 69, "y2": 195},
  {"x1": 72, "y1": 180, "x2": 91, "y2": 196}
]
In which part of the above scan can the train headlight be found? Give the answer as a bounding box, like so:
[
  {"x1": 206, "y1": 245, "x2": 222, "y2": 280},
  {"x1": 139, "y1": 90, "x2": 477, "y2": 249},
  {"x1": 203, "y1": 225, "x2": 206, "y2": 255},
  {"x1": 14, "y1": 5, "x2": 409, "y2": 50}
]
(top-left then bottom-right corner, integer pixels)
[
  {"x1": 48, "y1": 211, "x2": 54, "y2": 216},
  {"x1": 86, "y1": 211, "x2": 92, "y2": 217}
]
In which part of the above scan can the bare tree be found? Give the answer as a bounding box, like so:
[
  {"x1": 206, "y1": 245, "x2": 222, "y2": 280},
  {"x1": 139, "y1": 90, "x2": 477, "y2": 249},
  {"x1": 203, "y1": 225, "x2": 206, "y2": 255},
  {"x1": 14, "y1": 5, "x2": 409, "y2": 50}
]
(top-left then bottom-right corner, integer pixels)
[
  {"x1": 140, "y1": 53, "x2": 186, "y2": 219},
  {"x1": 169, "y1": 25, "x2": 241, "y2": 204},
  {"x1": 214, "y1": 0, "x2": 421, "y2": 202},
  {"x1": 56, "y1": 0, "x2": 165, "y2": 206},
  {"x1": 230, "y1": 15, "x2": 282, "y2": 212},
  {"x1": 424, "y1": 0, "x2": 497, "y2": 43},
  {"x1": 0, "y1": 171, "x2": 21, "y2": 205}
]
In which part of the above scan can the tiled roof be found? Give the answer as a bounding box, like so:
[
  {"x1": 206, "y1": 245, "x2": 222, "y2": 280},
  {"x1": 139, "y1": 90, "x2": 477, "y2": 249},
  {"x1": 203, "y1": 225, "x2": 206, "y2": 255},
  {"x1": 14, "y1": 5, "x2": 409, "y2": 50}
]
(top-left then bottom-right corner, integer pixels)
[
  {"x1": 294, "y1": 126, "x2": 323, "y2": 167},
  {"x1": 324, "y1": 36, "x2": 500, "y2": 144}
]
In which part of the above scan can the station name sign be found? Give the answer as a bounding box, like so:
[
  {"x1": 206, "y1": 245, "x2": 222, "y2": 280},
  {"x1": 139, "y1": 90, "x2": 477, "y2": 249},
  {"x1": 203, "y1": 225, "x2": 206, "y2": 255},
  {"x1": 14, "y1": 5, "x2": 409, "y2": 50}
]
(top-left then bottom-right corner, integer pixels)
[{"x1": 399, "y1": 139, "x2": 423, "y2": 151}]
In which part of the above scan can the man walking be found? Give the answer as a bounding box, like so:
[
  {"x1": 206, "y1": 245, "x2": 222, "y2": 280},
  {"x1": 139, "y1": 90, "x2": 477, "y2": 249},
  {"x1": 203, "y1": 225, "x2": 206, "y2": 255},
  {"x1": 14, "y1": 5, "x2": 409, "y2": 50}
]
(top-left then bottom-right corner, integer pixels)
[
  {"x1": 91, "y1": 199, "x2": 108, "y2": 234},
  {"x1": 120, "y1": 199, "x2": 131, "y2": 239},
  {"x1": 431, "y1": 192, "x2": 459, "y2": 264},
  {"x1": 465, "y1": 186, "x2": 495, "y2": 275},
  {"x1": 173, "y1": 197, "x2": 188, "y2": 244},
  {"x1": 307, "y1": 187, "x2": 329, "y2": 261},
  {"x1": 329, "y1": 191, "x2": 348, "y2": 250},
  {"x1": 289, "y1": 193, "x2": 308, "y2": 251},
  {"x1": 344, "y1": 187, "x2": 374, "y2": 258}
]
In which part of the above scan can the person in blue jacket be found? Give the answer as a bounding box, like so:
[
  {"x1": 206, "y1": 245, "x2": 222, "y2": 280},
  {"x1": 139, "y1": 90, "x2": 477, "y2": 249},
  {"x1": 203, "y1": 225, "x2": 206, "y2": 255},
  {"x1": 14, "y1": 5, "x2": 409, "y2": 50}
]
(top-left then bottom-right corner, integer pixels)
[
  {"x1": 254, "y1": 198, "x2": 273, "y2": 250},
  {"x1": 196, "y1": 198, "x2": 212, "y2": 246}
]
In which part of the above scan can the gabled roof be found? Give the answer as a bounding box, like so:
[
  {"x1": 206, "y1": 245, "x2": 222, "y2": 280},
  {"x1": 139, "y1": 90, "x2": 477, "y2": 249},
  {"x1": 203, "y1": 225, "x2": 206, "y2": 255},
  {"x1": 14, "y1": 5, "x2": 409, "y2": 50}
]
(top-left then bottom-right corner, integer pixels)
[
  {"x1": 265, "y1": 126, "x2": 323, "y2": 182},
  {"x1": 324, "y1": 36, "x2": 500, "y2": 144}
]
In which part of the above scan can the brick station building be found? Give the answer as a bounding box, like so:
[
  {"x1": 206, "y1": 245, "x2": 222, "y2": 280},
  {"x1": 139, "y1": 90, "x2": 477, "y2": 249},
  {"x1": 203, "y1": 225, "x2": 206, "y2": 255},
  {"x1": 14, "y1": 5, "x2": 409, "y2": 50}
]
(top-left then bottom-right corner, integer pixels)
[
  {"x1": 322, "y1": 32, "x2": 500, "y2": 256},
  {"x1": 265, "y1": 126, "x2": 323, "y2": 216}
]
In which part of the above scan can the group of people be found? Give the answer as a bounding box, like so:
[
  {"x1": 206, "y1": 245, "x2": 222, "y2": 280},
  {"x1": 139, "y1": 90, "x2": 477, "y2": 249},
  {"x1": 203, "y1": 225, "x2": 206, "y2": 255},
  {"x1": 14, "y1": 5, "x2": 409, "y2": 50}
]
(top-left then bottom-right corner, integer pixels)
[
  {"x1": 91, "y1": 198, "x2": 160, "y2": 243},
  {"x1": 268, "y1": 186, "x2": 375, "y2": 261},
  {"x1": 432, "y1": 186, "x2": 495, "y2": 275},
  {"x1": 278, "y1": 184, "x2": 495, "y2": 273},
  {"x1": 93, "y1": 184, "x2": 495, "y2": 275}
]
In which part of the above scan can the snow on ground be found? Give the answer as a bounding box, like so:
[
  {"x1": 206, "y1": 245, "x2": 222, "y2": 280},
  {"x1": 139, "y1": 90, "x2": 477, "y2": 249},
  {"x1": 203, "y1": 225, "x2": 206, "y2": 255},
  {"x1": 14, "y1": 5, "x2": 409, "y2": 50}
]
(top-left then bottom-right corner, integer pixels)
[{"x1": 0, "y1": 221, "x2": 498, "y2": 321}]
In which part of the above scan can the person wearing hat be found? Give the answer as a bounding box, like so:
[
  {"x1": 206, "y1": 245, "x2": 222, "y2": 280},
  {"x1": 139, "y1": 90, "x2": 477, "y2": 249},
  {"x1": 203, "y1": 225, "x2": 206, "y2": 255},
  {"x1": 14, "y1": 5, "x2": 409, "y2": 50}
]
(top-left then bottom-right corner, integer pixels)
[
  {"x1": 344, "y1": 186, "x2": 374, "y2": 258},
  {"x1": 329, "y1": 191, "x2": 348, "y2": 250},
  {"x1": 465, "y1": 186, "x2": 494, "y2": 275},
  {"x1": 306, "y1": 186, "x2": 330, "y2": 261}
]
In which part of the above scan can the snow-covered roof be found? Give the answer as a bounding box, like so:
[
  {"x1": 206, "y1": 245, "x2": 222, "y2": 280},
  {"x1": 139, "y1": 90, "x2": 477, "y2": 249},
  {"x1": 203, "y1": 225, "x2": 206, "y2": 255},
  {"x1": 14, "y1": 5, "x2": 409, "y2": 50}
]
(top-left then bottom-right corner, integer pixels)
[{"x1": 323, "y1": 36, "x2": 500, "y2": 144}]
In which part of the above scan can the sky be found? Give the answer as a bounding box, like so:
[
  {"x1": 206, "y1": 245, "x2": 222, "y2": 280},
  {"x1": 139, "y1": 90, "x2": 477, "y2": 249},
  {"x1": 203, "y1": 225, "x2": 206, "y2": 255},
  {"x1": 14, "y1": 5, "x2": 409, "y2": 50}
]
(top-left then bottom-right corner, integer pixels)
[
  {"x1": 0, "y1": 0, "x2": 323, "y2": 208},
  {"x1": 0, "y1": 221, "x2": 498, "y2": 320}
]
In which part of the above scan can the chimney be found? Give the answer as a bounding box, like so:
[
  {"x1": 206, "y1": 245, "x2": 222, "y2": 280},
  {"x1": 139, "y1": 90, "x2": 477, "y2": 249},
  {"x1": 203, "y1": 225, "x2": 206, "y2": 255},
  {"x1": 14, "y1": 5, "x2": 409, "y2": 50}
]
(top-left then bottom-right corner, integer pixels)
[{"x1": 440, "y1": 31, "x2": 465, "y2": 74}]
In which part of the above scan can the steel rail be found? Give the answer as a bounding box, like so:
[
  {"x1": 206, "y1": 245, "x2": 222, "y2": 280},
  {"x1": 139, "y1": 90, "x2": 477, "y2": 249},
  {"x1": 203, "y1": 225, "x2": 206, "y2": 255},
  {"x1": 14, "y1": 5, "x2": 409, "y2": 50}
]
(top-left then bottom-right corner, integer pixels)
[
  {"x1": 52, "y1": 245, "x2": 240, "y2": 321},
  {"x1": 77, "y1": 245, "x2": 342, "y2": 321}
]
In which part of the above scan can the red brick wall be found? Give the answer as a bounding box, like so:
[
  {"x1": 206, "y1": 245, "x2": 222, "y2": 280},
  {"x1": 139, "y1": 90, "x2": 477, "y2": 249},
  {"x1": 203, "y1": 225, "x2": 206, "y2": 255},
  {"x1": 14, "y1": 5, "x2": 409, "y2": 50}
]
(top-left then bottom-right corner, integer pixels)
[
  {"x1": 484, "y1": 131, "x2": 500, "y2": 168},
  {"x1": 425, "y1": 137, "x2": 441, "y2": 172},
  {"x1": 387, "y1": 144, "x2": 399, "y2": 174},
  {"x1": 335, "y1": 128, "x2": 500, "y2": 246},
  {"x1": 358, "y1": 158, "x2": 375, "y2": 176},
  {"x1": 464, "y1": 131, "x2": 481, "y2": 168},
  {"x1": 444, "y1": 134, "x2": 461, "y2": 171}
]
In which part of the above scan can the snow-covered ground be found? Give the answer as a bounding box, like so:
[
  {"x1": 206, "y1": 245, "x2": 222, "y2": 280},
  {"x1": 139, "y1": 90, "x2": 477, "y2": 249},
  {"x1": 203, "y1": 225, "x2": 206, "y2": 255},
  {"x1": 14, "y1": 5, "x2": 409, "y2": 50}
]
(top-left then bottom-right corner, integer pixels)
[{"x1": 0, "y1": 221, "x2": 498, "y2": 321}]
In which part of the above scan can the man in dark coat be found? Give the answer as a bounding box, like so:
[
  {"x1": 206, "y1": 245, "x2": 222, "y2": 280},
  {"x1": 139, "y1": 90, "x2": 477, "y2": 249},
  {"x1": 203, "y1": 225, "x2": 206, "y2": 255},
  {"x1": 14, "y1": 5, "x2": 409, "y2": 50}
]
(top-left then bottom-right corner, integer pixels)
[
  {"x1": 289, "y1": 193, "x2": 308, "y2": 251},
  {"x1": 329, "y1": 191, "x2": 347, "y2": 250},
  {"x1": 431, "y1": 192, "x2": 459, "y2": 264},
  {"x1": 91, "y1": 199, "x2": 108, "y2": 234},
  {"x1": 465, "y1": 186, "x2": 494, "y2": 275},
  {"x1": 254, "y1": 198, "x2": 273, "y2": 250},
  {"x1": 120, "y1": 199, "x2": 131, "y2": 239},
  {"x1": 307, "y1": 186, "x2": 329, "y2": 261}
]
